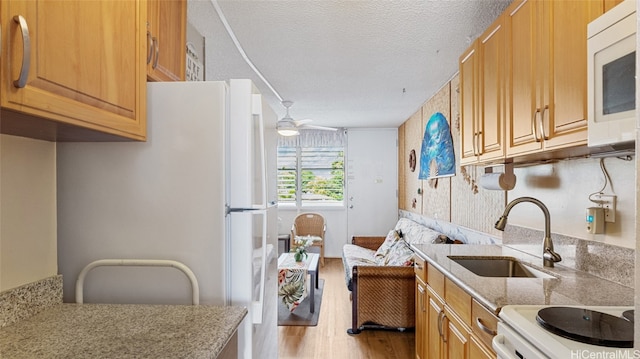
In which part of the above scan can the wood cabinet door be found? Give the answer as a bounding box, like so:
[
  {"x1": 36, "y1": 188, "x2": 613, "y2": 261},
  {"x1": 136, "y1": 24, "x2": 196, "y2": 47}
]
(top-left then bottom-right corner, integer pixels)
[
  {"x1": 147, "y1": 0, "x2": 186, "y2": 81},
  {"x1": 478, "y1": 16, "x2": 505, "y2": 162},
  {"x1": 416, "y1": 278, "x2": 428, "y2": 359},
  {"x1": 604, "y1": 0, "x2": 624, "y2": 12},
  {"x1": 1, "y1": 0, "x2": 146, "y2": 140},
  {"x1": 459, "y1": 45, "x2": 478, "y2": 165},
  {"x1": 469, "y1": 335, "x2": 495, "y2": 359},
  {"x1": 444, "y1": 310, "x2": 470, "y2": 359},
  {"x1": 427, "y1": 286, "x2": 444, "y2": 359},
  {"x1": 541, "y1": 0, "x2": 601, "y2": 150},
  {"x1": 504, "y1": 0, "x2": 542, "y2": 156}
]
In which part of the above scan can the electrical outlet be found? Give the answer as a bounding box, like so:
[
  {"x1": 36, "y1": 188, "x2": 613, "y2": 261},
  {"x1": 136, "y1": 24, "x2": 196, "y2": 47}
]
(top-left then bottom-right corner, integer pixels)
[{"x1": 594, "y1": 194, "x2": 617, "y2": 223}]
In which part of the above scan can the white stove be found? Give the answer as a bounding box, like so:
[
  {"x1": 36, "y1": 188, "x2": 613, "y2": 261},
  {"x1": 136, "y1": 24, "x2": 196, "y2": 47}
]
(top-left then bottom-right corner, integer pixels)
[{"x1": 494, "y1": 305, "x2": 636, "y2": 359}]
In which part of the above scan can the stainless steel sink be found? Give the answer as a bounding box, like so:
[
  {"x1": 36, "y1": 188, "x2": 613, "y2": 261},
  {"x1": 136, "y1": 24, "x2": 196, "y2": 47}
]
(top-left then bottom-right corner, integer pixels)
[{"x1": 447, "y1": 256, "x2": 554, "y2": 278}]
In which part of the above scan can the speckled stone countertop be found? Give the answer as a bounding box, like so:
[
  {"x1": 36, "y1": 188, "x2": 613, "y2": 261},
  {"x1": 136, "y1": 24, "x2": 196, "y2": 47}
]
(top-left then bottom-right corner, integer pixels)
[
  {"x1": 411, "y1": 243, "x2": 634, "y2": 315},
  {"x1": 0, "y1": 303, "x2": 246, "y2": 359}
]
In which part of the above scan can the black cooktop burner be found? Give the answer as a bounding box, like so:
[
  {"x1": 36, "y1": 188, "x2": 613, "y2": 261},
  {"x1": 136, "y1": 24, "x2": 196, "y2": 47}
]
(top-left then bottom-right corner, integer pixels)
[
  {"x1": 623, "y1": 310, "x2": 634, "y2": 323},
  {"x1": 536, "y1": 307, "x2": 633, "y2": 348}
]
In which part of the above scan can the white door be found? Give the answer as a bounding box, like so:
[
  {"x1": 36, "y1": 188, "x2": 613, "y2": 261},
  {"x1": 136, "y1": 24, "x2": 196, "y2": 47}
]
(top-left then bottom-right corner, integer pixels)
[{"x1": 346, "y1": 129, "x2": 398, "y2": 241}]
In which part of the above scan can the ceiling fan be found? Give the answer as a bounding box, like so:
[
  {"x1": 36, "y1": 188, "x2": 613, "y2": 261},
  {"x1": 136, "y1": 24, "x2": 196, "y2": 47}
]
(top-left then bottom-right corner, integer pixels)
[{"x1": 276, "y1": 100, "x2": 338, "y2": 136}]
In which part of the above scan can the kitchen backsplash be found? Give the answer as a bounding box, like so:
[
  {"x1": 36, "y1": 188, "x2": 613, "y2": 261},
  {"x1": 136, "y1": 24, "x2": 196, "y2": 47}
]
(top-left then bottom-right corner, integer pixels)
[
  {"x1": 502, "y1": 225, "x2": 634, "y2": 288},
  {"x1": 0, "y1": 275, "x2": 62, "y2": 328}
]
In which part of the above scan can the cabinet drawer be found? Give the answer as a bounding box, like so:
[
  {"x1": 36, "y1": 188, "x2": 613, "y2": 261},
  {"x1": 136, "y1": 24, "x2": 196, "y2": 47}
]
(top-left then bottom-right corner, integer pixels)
[
  {"x1": 445, "y1": 278, "x2": 471, "y2": 326},
  {"x1": 472, "y1": 299, "x2": 499, "y2": 350},
  {"x1": 414, "y1": 256, "x2": 427, "y2": 282},
  {"x1": 427, "y1": 263, "x2": 444, "y2": 299}
]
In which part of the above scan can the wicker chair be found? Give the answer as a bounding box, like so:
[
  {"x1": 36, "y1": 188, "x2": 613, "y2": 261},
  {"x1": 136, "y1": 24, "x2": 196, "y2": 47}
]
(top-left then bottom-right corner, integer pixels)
[
  {"x1": 291, "y1": 213, "x2": 326, "y2": 266},
  {"x1": 346, "y1": 236, "x2": 415, "y2": 334}
]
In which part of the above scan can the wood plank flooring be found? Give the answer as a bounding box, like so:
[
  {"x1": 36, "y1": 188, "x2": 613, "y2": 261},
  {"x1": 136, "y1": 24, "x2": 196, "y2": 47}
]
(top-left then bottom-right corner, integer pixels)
[{"x1": 278, "y1": 258, "x2": 415, "y2": 359}]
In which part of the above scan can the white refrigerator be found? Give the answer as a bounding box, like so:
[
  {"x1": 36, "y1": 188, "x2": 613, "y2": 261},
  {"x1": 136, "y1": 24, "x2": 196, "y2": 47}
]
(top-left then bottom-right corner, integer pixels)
[{"x1": 57, "y1": 80, "x2": 278, "y2": 359}]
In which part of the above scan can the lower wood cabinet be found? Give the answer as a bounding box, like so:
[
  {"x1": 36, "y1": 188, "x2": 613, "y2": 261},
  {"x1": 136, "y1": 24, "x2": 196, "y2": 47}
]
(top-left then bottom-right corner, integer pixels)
[
  {"x1": 443, "y1": 307, "x2": 471, "y2": 359},
  {"x1": 416, "y1": 263, "x2": 497, "y2": 359},
  {"x1": 415, "y1": 257, "x2": 428, "y2": 359},
  {"x1": 426, "y1": 285, "x2": 444, "y2": 359},
  {"x1": 469, "y1": 334, "x2": 495, "y2": 359}
]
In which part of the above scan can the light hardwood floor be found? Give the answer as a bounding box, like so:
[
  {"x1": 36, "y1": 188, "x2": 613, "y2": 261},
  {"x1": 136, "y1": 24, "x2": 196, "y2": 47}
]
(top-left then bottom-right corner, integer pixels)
[{"x1": 278, "y1": 258, "x2": 415, "y2": 359}]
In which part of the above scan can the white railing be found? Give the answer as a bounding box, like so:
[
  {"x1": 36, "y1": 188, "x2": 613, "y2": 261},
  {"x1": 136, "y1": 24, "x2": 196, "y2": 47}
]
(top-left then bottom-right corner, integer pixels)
[{"x1": 75, "y1": 259, "x2": 200, "y2": 305}]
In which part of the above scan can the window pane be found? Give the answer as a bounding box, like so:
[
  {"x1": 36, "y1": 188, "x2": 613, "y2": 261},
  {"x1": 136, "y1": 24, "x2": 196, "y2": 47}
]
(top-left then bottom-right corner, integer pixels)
[
  {"x1": 276, "y1": 145, "x2": 344, "y2": 206},
  {"x1": 301, "y1": 147, "x2": 344, "y2": 203},
  {"x1": 277, "y1": 147, "x2": 296, "y2": 202}
]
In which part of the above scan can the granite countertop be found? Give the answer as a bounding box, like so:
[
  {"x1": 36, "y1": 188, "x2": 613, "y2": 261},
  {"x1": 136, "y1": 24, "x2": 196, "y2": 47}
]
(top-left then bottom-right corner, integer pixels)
[
  {"x1": 0, "y1": 303, "x2": 247, "y2": 359},
  {"x1": 411, "y1": 243, "x2": 634, "y2": 315}
]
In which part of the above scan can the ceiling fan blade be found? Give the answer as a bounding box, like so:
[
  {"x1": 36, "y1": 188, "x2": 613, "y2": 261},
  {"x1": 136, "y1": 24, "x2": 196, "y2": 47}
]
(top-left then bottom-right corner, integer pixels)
[
  {"x1": 293, "y1": 119, "x2": 313, "y2": 126},
  {"x1": 299, "y1": 124, "x2": 338, "y2": 131}
]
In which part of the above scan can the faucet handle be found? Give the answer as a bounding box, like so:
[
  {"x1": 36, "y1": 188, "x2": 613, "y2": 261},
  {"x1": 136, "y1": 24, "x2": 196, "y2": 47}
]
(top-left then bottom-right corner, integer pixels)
[{"x1": 543, "y1": 247, "x2": 562, "y2": 264}]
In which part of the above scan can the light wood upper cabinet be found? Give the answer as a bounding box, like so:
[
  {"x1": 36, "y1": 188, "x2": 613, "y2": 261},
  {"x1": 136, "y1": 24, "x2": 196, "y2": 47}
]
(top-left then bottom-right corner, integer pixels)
[
  {"x1": 147, "y1": 0, "x2": 186, "y2": 81},
  {"x1": 504, "y1": 0, "x2": 542, "y2": 156},
  {"x1": 459, "y1": 46, "x2": 478, "y2": 164},
  {"x1": 459, "y1": 16, "x2": 505, "y2": 165},
  {"x1": 505, "y1": 0, "x2": 605, "y2": 156},
  {"x1": 1, "y1": 0, "x2": 147, "y2": 141},
  {"x1": 541, "y1": 0, "x2": 602, "y2": 150}
]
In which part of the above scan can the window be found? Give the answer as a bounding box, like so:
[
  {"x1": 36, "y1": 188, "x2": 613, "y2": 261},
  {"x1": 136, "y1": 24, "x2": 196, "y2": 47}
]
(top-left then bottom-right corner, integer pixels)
[{"x1": 277, "y1": 130, "x2": 345, "y2": 207}]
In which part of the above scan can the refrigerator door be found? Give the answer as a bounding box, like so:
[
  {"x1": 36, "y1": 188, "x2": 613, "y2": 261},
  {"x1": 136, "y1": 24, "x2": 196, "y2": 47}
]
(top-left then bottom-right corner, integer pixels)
[
  {"x1": 226, "y1": 79, "x2": 277, "y2": 359},
  {"x1": 227, "y1": 80, "x2": 269, "y2": 322}
]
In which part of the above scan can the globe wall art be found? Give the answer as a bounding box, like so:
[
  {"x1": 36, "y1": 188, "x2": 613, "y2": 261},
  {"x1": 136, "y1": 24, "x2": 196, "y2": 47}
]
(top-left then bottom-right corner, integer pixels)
[{"x1": 418, "y1": 112, "x2": 456, "y2": 180}]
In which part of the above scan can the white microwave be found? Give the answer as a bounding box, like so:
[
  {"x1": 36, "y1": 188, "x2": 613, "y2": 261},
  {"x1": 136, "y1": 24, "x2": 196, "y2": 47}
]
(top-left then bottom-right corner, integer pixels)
[{"x1": 587, "y1": 0, "x2": 636, "y2": 148}]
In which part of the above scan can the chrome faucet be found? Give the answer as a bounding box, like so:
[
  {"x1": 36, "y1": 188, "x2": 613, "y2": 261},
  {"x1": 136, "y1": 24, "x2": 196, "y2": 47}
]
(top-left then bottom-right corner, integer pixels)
[{"x1": 495, "y1": 197, "x2": 562, "y2": 268}]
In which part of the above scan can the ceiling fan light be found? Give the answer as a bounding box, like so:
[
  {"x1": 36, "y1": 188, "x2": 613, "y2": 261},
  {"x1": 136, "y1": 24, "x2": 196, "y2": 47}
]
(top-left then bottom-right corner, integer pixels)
[
  {"x1": 277, "y1": 119, "x2": 299, "y2": 136},
  {"x1": 278, "y1": 128, "x2": 299, "y2": 136}
]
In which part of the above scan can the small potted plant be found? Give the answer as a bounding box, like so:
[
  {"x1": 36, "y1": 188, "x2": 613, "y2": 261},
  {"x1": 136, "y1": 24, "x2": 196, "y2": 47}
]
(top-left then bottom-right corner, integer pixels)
[{"x1": 293, "y1": 236, "x2": 312, "y2": 262}]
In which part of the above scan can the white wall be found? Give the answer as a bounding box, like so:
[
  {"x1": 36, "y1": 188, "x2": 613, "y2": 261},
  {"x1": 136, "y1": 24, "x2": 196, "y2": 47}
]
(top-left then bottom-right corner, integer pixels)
[
  {"x1": 0, "y1": 135, "x2": 57, "y2": 291},
  {"x1": 506, "y1": 157, "x2": 635, "y2": 249},
  {"x1": 278, "y1": 129, "x2": 399, "y2": 258}
]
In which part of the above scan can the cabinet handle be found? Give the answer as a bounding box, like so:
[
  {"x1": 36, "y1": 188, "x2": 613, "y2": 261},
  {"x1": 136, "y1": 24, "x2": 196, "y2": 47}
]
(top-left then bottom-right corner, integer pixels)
[
  {"x1": 540, "y1": 105, "x2": 549, "y2": 140},
  {"x1": 146, "y1": 31, "x2": 154, "y2": 64},
  {"x1": 531, "y1": 108, "x2": 541, "y2": 142},
  {"x1": 476, "y1": 131, "x2": 483, "y2": 156},
  {"x1": 472, "y1": 133, "x2": 477, "y2": 155},
  {"x1": 418, "y1": 286, "x2": 425, "y2": 312},
  {"x1": 437, "y1": 310, "x2": 445, "y2": 338},
  {"x1": 442, "y1": 312, "x2": 448, "y2": 343},
  {"x1": 152, "y1": 37, "x2": 159, "y2": 69},
  {"x1": 12, "y1": 15, "x2": 30, "y2": 88},
  {"x1": 476, "y1": 317, "x2": 497, "y2": 336}
]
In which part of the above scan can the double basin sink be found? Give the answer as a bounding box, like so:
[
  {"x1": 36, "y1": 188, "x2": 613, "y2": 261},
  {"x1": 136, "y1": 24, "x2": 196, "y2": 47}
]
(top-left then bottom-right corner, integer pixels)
[{"x1": 448, "y1": 256, "x2": 554, "y2": 279}]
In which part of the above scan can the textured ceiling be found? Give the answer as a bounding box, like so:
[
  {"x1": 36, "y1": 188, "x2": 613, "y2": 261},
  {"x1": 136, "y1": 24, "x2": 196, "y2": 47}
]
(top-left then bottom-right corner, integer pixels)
[{"x1": 188, "y1": 0, "x2": 512, "y2": 129}]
